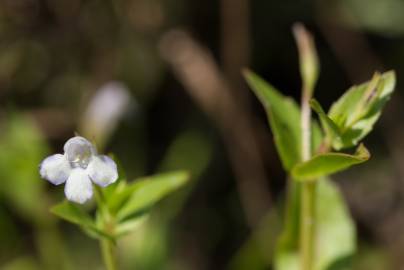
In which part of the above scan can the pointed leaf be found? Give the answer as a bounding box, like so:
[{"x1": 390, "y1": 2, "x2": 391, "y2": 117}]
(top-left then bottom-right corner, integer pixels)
[
  {"x1": 244, "y1": 69, "x2": 301, "y2": 170},
  {"x1": 310, "y1": 99, "x2": 342, "y2": 148},
  {"x1": 328, "y1": 71, "x2": 396, "y2": 148},
  {"x1": 115, "y1": 215, "x2": 148, "y2": 237},
  {"x1": 51, "y1": 200, "x2": 113, "y2": 239},
  {"x1": 117, "y1": 171, "x2": 189, "y2": 221},
  {"x1": 51, "y1": 200, "x2": 94, "y2": 227},
  {"x1": 275, "y1": 178, "x2": 356, "y2": 270},
  {"x1": 292, "y1": 144, "x2": 370, "y2": 180}
]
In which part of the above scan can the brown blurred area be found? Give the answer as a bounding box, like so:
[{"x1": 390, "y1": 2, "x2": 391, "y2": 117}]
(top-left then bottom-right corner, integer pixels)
[{"x1": 0, "y1": 0, "x2": 404, "y2": 269}]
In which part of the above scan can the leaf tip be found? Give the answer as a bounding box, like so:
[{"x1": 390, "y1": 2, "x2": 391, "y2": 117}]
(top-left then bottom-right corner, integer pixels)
[{"x1": 356, "y1": 143, "x2": 371, "y2": 161}]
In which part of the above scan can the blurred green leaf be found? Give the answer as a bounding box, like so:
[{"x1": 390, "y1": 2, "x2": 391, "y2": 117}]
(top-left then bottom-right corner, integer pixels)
[
  {"x1": 0, "y1": 113, "x2": 49, "y2": 223},
  {"x1": 1, "y1": 256, "x2": 40, "y2": 270},
  {"x1": 116, "y1": 171, "x2": 189, "y2": 221},
  {"x1": 51, "y1": 200, "x2": 94, "y2": 227},
  {"x1": 292, "y1": 144, "x2": 370, "y2": 181},
  {"x1": 275, "y1": 178, "x2": 356, "y2": 270},
  {"x1": 312, "y1": 119, "x2": 324, "y2": 154},
  {"x1": 115, "y1": 215, "x2": 148, "y2": 237},
  {"x1": 51, "y1": 200, "x2": 112, "y2": 240},
  {"x1": 277, "y1": 180, "x2": 301, "y2": 253},
  {"x1": 229, "y1": 210, "x2": 281, "y2": 270},
  {"x1": 120, "y1": 129, "x2": 213, "y2": 270},
  {"x1": 315, "y1": 178, "x2": 356, "y2": 270},
  {"x1": 311, "y1": 99, "x2": 342, "y2": 147},
  {"x1": 158, "y1": 129, "x2": 212, "y2": 176},
  {"x1": 243, "y1": 69, "x2": 301, "y2": 170},
  {"x1": 328, "y1": 71, "x2": 395, "y2": 149},
  {"x1": 341, "y1": 0, "x2": 404, "y2": 36}
]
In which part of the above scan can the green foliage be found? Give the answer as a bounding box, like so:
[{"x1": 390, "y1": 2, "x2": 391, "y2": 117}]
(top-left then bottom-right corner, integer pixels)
[
  {"x1": 116, "y1": 171, "x2": 189, "y2": 221},
  {"x1": 245, "y1": 65, "x2": 394, "y2": 270},
  {"x1": 292, "y1": 144, "x2": 370, "y2": 181},
  {"x1": 0, "y1": 114, "x2": 49, "y2": 223},
  {"x1": 310, "y1": 99, "x2": 342, "y2": 146},
  {"x1": 275, "y1": 178, "x2": 356, "y2": 270},
  {"x1": 244, "y1": 70, "x2": 324, "y2": 170},
  {"x1": 51, "y1": 201, "x2": 94, "y2": 228},
  {"x1": 244, "y1": 69, "x2": 302, "y2": 171},
  {"x1": 328, "y1": 71, "x2": 396, "y2": 149},
  {"x1": 51, "y1": 169, "x2": 189, "y2": 240},
  {"x1": 123, "y1": 129, "x2": 213, "y2": 270}
]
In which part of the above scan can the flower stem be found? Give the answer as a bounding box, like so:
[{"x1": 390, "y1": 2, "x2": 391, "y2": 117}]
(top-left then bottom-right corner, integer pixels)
[
  {"x1": 300, "y1": 181, "x2": 316, "y2": 270},
  {"x1": 94, "y1": 186, "x2": 118, "y2": 270},
  {"x1": 293, "y1": 23, "x2": 318, "y2": 270},
  {"x1": 300, "y1": 89, "x2": 316, "y2": 270},
  {"x1": 100, "y1": 238, "x2": 117, "y2": 270}
]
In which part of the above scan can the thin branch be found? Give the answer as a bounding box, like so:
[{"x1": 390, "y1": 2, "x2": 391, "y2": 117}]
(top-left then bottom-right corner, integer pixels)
[{"x1": 159, "y1": 30, "x2": 272, "y2": 227}]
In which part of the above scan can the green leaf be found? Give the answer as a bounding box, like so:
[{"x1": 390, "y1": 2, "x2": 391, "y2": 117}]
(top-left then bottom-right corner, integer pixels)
[
  {"x1": 51, "y1": 200, "x2": 113, "y2": 239},
  {"x1": 328, "y1": 71, "x2": 396, "y2": 149},
  {"x1": 244, "y1": 69, "x2": 301, "y2": 171},
  {"x1": 310, "y1": 99, "x2": 342, "y2": 148},
  {"x1": 228, "y1": 210, "x2": 281, "y2": 270},
  {"x1": 312, "y1": 119, "x2": 324, "y2": 154},
  {"x1": 0, "y1": 113, "x2": 48, "y2": 223},
  {"x1": 293, "y1": 23, "x2": 319, "y2": 96},
  {"x1": 115, "y1": 215, "x2": 148, "y2": 237},
  {"x1": 277, "y1": 180, "x2": 301, "y2": 252},
  {"x1": 116, "y1": 171, "x2": 189, "y2": 221},
  {"x1": 1, "y1": 256, "x2": 40, "y2": 270},
  {"x1": 292, "y1": 144, "x2": 370, "y2": 181},
  {"x1": 275, "y1": 178, "x2": 356, "y2": 270},
  {"x1": 51, "y1": 200, "x2": 94, "y2": 227}
]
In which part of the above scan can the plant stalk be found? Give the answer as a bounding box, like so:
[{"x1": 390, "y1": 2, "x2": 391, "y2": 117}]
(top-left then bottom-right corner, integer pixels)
[
  {"x1": 300, "y1": 180, "x2": 316, "y2": 270},
  {"x1": 94, "y1": 186, "x2": 118, "y2": 270},
  {"x1": 100, "y1": 238, "x2": 117, "y2": 270},
  {"x1": 300, "y1": 89, "x2": 316, "y2": 270},
  {"x1": 293, "y1": 23, "x2": 318, "y2": 270}
]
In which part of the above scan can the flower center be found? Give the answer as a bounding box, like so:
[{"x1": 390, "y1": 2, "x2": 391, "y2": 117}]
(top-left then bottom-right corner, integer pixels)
[{"x1": 66, "y1": 142, "x2": 93, "y2": 169}]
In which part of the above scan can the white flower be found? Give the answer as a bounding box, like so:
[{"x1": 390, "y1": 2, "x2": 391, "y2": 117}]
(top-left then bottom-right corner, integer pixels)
[{"x1": 40, "y1": 136, "x2": 118, "y2": 204}]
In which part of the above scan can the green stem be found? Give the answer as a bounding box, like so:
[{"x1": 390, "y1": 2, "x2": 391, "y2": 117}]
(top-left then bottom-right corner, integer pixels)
[
  {"x1": 100, "y1": 238, "x2": 117, "y2": 270},
  {"x1": 300, "y1": 181, "x2": 316, "y2": 270},
  {"x1": 293, "y1": 23, "x2": 319, "y2": 270},
  {"x1": 300, "y1": 91, "x2": 317, "y2": 270},
  {"x1": 94, "y1": 186, "x2": 118, "y2": 270}
]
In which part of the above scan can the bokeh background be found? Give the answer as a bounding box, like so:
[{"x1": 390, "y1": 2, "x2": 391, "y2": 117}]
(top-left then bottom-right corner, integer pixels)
[{"x1": 0, "y1": 0, "x2": 403, "y2": 269}]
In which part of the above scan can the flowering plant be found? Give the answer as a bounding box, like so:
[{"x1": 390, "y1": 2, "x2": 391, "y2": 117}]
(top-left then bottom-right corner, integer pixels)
[{"x1": 40, "y1": 136, "x2": 189, "y2": 270}]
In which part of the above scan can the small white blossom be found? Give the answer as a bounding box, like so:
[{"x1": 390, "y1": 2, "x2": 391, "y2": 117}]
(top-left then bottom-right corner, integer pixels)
[{"x1": 40, "y1": 136, "x2": 118, "y2": 204}]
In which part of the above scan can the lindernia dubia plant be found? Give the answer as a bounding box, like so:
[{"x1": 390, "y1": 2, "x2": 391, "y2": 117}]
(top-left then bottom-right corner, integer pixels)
[
  {"x1": 39, "y1": 136, "x2": 189, "y2": 270},
  {"x1": 243, "y1": 23, "x2": 396, "y2": 270}
]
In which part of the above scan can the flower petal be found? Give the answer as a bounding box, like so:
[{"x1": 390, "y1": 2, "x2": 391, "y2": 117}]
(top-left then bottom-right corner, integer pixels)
[
  {"x1": 63, "y1": 136, "x2": 96, "y2": 168},
  {"x1": 63, "y1": 136, "x2": 96, "y2": 155},
  {"x1": 87, "y1": 155, "x2": 118, "y2": 187},
  {"x1": 39, "y1": 154, "x2": 71, "y2": 185},
  {"x1": 65, "y1": 168, "x2": 93, "y2": 204}
]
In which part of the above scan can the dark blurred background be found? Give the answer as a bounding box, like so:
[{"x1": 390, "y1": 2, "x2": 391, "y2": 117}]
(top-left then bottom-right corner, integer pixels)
[{"x1": 0, "y1": 0, "x2": 403, "y2": 269}]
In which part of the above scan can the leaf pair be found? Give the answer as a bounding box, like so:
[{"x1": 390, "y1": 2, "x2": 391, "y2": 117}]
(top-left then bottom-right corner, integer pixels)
[
  {"x1": 244, "y1": 70, "x2": 380, "y2": 180},
  {"x1": 51, "y1": 170, "x2": 189, "y2": 239},
  {"x1": 313, "y1": 71, "x2": 396, "y2": 150},
  {"x1": 244, "y1": 68, "x2": 395, "y2": 270},
  {"x1": 292, "y1": 143, "x2": 370, "y2": 181}
]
